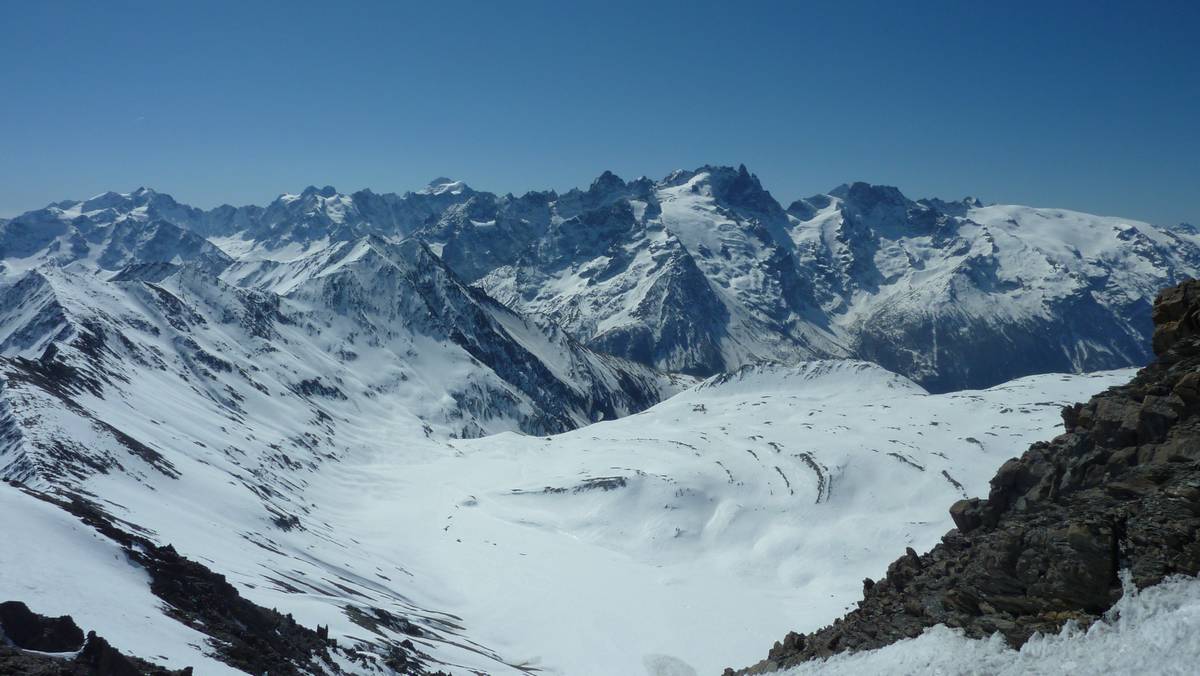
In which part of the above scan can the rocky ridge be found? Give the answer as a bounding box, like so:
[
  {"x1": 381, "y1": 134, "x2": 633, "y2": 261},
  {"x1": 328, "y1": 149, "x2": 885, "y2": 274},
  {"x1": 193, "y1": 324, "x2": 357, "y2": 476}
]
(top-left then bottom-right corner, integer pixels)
[{"x1": 731, "y1": 279, "x2": 1200, "y2": 673}]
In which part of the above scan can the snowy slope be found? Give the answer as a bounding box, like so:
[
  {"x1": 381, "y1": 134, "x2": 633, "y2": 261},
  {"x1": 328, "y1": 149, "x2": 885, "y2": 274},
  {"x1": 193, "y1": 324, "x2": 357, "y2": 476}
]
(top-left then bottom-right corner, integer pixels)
[
  {"x1": 378, "y1": 363, "x2": 1131, "y2": 674},
  {"x1": 0, "y1": 486, "x2": 245, "y2": 675},
  {"x1": 0, "y1": 240, "x2": 679, "y2": 671},
  {"x1": 2, "y1": 349, "x2": 1123, "y2": 673},
  {"x1": 776, "y1": 573, "x2": 1200, "y2": 676}
]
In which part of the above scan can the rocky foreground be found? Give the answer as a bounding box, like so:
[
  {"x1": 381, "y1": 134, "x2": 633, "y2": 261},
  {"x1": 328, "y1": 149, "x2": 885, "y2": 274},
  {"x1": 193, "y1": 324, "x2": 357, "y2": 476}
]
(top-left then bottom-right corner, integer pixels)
[{"x1": 732, "y1": 279, "x2": 1200, "y2": 674}]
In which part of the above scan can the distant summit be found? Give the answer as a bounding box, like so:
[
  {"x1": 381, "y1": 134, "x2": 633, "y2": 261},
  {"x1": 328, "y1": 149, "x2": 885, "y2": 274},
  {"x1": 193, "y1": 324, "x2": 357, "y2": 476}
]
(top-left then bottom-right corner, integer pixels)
[{"x1": 419, "y1": 177, "x2": 471, "y2": 196}]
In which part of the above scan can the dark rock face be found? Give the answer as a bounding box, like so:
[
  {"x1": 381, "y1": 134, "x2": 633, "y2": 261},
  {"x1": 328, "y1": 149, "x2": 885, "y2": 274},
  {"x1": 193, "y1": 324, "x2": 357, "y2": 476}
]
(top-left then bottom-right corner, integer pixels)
[
  {"x1": 586, "y1": 246, "x2": 733, "y2": 376},
  {"x1": 1153, "y1": 280, "x2": 1200, "y2": 356},
  {"x1": 731, "y1": 279, "x2": 1200, "y2": 674},
  {"x1": 852, "y1": 290, "x2": 1154, "y2": 394},
  {"x1": 0, "y1": 601, "x2": 84, "y2": 652},
  {"x1": 0, "y1": 601, "x2": 189, "y2": 675}
]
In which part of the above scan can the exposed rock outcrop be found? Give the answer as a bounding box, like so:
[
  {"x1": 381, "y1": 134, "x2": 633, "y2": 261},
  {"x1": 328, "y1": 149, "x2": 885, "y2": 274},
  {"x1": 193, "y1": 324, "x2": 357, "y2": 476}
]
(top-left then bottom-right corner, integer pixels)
[
  {"x1": 731, "y1": 279, "x2": 1200, "y2": 674},
  {"x1": 0, "y1": 601, "x2": 84, "y2": 652},
  {"x1": 0, "y1": 600, "x2": 189, "y2": 675}
]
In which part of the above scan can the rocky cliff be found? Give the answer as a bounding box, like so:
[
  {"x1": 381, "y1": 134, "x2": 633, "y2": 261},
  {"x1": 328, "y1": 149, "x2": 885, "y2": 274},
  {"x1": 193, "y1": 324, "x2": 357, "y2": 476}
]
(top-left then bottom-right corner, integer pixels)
[{"x1": 732, "y1": 279, "x2": 1200, "y2": 674}]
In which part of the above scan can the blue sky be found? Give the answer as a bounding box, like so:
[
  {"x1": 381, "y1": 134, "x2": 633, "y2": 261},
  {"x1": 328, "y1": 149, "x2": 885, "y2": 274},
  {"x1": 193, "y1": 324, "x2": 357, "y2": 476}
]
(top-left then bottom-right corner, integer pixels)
[{"x1": 1, "y1": 0, "x2": 1197, "y2": 224}]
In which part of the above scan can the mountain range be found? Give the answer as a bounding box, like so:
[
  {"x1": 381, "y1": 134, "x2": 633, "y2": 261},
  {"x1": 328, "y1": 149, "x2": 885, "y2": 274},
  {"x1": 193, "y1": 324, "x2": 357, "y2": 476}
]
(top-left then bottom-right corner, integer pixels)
[
  {"x1": 4, "y1": 165, "x2": 1196, "y2": 391},
  {"x1": 0, "y1": 166, "x2": 1197, "y2": 674}
]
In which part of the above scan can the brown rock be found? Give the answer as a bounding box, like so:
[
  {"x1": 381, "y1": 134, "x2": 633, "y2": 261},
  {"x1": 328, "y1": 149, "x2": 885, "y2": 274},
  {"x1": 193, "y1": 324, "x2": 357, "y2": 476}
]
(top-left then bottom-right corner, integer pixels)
[{"x1": 949, "y1": 498, "x2": 982, "y2": 533}]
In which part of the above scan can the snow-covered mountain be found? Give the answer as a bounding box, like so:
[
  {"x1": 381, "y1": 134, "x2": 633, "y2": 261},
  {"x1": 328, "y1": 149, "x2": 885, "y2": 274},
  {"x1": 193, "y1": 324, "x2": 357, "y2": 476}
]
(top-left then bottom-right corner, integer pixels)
[
  {"x1": 0, "y1": 188, "x2": 232, "y2": 279},
  {"x1": 0, "y1": 240, "x2": 673, "y2": 454},
  {"x1": 458, "y1": 169, "x2": 1200, "y2": 390},
  {"x1": 786, "y1": 182, "x2": 1200, "y2": 391},
  {"x1": 13, "y1": 168, "x2": 1194, "y2": 391},
  {"x1": 469, "y1": 167, "x2": 840, "y2": 377},
  {"x1": 202, "y1": 181, "x2": 477, "y2": 260}
]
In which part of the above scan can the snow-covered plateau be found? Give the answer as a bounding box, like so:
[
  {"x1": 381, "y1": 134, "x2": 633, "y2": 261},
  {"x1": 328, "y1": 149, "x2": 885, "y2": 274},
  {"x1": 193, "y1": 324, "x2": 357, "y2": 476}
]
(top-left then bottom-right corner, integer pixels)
[{"x1": 0, "y1": 168, "x2": 1195, "y2": 674}]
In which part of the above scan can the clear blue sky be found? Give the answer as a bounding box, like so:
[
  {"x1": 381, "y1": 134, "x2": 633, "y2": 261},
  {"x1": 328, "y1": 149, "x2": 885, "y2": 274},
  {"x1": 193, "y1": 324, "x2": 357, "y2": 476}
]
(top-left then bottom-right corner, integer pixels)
[{"x1": 2, "y1": 0, "x2": 1197, "y2": 224}]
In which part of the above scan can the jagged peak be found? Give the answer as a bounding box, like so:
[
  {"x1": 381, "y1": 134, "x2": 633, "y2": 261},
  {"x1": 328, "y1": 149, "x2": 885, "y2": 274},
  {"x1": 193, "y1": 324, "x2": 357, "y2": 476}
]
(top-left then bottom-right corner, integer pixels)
[
  {"x1": 420, "y1": 177, "x2": 471, "y2": 196},
  {"x1": 589, "y1": 170, "x2": 627, "y2": 193},
  {"x1": 837, "y1": 182, "x2": 911, "y2": 210},
  {"x1": 825, "y1": 184, "x2": 983, "y2": 215},
  {"x1": 77, "y1": 191, "x2": 132, "y2": 213},
  {"x1": 8, "y1": 265, "x2": 58, "y2": 289},
  {"x1": 658, "y1": 168, "x2": 696, "y2": 187},
  {"x1": 314, "y1": 234, "x2": 441, "y2": 279},
  {"x1": 827, "y1": 183, "x2": 852, "y2": 198},
  {"x1": 81, "y1": 187, "x2": 173, "y2": 206},
  {"x1": 672, "y1": 163, "x2": 761, "y2": 188},
  {"x1": 85, "y1": 190, "x2": 125, "y2": 201},
  {"x1": 510, "y1": 188, "x2": 558, "y2": 204},
  {"x1": 786, "y1": 193, "x2": 836, "y2": 221},
  {"x1": 300, "y1": 185, "x2": 339, "y2": 199},
  {"x1": 914, "y1": 195, "x2": 984, "y2": 218},
  {"x1": 666, "y1": 163, "x2": 758, "y2": 185},
  {"x1": 664, "y1": 164, "x2": 781, "y2": 216}
]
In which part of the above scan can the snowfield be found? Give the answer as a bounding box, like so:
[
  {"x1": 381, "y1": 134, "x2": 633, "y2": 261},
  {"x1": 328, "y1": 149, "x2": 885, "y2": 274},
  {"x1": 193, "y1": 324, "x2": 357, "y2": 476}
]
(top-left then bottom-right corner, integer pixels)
[
  {"x1": 0, "y1": 353, "x2": 1133, "y2": 674},
  {"x1": 359, "y1": 363, "x2": 1133, "y2": 674}
]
